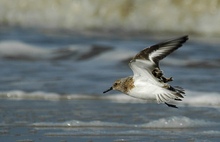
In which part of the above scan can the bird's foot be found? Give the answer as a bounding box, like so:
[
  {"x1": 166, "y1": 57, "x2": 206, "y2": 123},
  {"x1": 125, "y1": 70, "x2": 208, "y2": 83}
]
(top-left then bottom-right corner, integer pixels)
[
  {"x1": 161, "y1": 76, "x2": 173, "y2": 83},
  {"x1": 152, "y1": 68, "x2": 173, "y2": 83},
  {"x1": 165, "y1": 102, "x2": 178, "y2": 108}
]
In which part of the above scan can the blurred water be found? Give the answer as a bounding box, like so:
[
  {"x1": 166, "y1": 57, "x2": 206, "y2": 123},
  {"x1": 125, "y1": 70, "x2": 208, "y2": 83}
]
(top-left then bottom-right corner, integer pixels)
[
  {"x1": 0, "y1": 28, "x2": 220, "y2": 141},
  {"x1": 1, "y1": 0, "x2": 220, "y2": 36}
]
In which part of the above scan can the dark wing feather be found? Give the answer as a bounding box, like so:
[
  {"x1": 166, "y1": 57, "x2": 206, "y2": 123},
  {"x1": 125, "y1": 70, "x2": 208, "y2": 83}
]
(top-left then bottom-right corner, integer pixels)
[{"x1": 133, "y1": 35, "x2": 188, "y2": 66}]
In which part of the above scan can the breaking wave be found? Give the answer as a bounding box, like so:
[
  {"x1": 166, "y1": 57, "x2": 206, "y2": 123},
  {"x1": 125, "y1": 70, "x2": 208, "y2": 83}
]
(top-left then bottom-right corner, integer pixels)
[
  {"x1": 0, "y1": 40, "x2": 219, "y2": 68},
  {"x1": 0, "y1": 40, "x2": 113, "y2": 61},
  {"x1": 1, "y1": 0, "x2": 220, "y2": 36},
  {"x1": 1, "y1": 90, "x2": 220, "y2": 107},
  {"x1": 31, "y1": 116, "x2": 218, "y2": 129}
]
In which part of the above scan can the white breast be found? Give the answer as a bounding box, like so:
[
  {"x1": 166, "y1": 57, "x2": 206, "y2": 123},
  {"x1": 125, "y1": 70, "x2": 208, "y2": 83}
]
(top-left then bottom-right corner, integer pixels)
[{"x1": 127, "y1": 80, "x2": 160, "y2": 101}]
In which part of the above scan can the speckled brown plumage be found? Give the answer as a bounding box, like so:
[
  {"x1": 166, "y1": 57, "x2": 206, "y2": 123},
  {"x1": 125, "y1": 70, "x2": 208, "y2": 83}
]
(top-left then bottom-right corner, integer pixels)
[{"x1": 122, "y1": 77, "x2": 135, "y2": 93}]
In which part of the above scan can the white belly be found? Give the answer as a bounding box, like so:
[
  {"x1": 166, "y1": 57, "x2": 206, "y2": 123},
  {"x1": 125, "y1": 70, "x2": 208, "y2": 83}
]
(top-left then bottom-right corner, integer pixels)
[{"x1": 127, "y1": 82, "x2": 160, "y2": 101}]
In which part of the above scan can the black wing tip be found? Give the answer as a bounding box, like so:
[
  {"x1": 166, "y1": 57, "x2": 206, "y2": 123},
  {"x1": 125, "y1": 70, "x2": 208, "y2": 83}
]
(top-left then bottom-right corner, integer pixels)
[
  {"x1": 166, "y1": 35, "x2": 189, "y2": 45},
  {"x1": 178, "y1": 35, "x2": 189, "y2": 43},
  {"x1": 179, "y1": 35, "x2": 189, "y2": 39},
  {"x1": 151, "y1": 35, "x2": 189, "y2": 52},
  {"x1": 132, "y1": 35, "x2": 189, "y2": 61}
]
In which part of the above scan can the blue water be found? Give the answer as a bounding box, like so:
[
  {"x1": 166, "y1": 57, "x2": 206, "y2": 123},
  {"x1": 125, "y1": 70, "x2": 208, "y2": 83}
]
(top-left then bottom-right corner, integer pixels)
[{"x1": 0, "y1": 28, "x2": 220, "y2": 142}]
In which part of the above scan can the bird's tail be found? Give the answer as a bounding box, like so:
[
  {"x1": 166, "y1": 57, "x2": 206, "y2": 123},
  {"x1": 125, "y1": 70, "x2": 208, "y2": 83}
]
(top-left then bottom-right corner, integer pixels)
[{"x1": 168, "y1": 85, "x2": 185, "y2": 100}]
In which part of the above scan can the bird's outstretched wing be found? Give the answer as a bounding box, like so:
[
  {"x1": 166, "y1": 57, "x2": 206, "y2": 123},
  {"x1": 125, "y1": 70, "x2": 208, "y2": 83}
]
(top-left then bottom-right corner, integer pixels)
[
  {"x1": 129, "y1": 36, "x2": 187, "y2": 105},
  {"x1": 129, "y1": 59, "x2": 159, "y2": 85},
  {"x1": 132, "y1": 35, "x2": 188, "y2": 67}
]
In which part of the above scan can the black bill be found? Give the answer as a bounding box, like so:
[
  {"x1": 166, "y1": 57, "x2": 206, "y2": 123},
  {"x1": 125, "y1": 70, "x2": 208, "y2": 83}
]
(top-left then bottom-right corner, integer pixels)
[{"x1": 103, "y1": 87, "x2": 113, "y2": 93}]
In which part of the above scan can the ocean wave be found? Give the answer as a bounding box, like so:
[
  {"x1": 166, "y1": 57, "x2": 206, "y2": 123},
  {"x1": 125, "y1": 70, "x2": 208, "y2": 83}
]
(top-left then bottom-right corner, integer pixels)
[
  {"x1": 143, "y1": 116, "x2": 217, "y2": 128},
  {"x1": 0, "y1": 0, "x2": 220, "y2": 36},
  {"x1": 0, "y1": 41, "x2": 51, "y2": 60},
  {"x1": 0, "y1": 40, "x2": 142, "y2": 63},
  {"x1": 0, "y1": 40, "x2": 113, "y2": 61},
  {"x1": 1, "y1": 40, "x2": 218, "y2": 68},
  {"x1": 1, "y1": 90, "x2": 220, "y2": 107},
  {"x1": 31, "y1": 116, "x2": 218, "y2": 129}
]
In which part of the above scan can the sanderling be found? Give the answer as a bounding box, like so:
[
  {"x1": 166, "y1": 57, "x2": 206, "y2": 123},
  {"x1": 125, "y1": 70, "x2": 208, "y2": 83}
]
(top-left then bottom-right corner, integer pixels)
[{"x1": 103, "y1": 35, "x2": 188, "y2": 108}]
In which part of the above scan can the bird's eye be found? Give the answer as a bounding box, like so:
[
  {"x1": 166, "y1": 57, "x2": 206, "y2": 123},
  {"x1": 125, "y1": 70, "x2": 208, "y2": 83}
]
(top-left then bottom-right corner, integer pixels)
[{"x1": 114, "y1": 82, "x2": 118, "y2": 86}]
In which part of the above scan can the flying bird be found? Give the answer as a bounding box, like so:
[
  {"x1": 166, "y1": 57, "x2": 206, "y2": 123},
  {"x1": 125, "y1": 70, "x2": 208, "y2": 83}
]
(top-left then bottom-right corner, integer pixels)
[{"x1": 103, "y1": 36, "x2": 188, "y2": 108}]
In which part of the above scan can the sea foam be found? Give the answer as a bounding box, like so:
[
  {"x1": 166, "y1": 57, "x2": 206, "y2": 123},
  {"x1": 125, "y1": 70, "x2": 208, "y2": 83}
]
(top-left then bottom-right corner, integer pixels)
[
  {"x1": 1, "y1": 0, "x2": 220, "y2": 36},
  {"x1": 0, "y1": 40, "x2": 112, "y2": 61},
  {"x1": 32, "y1": 116, "x2": 218, "y2": 129},
  {"x1": 1, "y1": 90, "x2": 220, "y2": 107}
]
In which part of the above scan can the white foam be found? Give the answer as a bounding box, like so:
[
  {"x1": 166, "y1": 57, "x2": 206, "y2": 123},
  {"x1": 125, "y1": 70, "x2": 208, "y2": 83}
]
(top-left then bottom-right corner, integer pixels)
[
  {"x1": 144, "y1": 116, "x2": 216, "y2": 128},
  {"x1": 0, "y1": 90, "x2": 61, "y2": 101},
  {"x1": 31, "y1": 116, "x2": 218, "y2": 129},
  {"x1": 1, "y1": 90, "x2": 220, "y2": 107},
  {"x1": 1, "y1": 1, "x2": 220, "y2": 36},
  {"x1": 184, "y1": 90, "x2": 220, "y2": 106},
  {"x1": 0, "y1": 90, "x2": 138, "y2": 103},
  {"x1": 104, "y1": 94, "x2": 147, "y2": 103},
  {"x1": 0, "y1": 41, "x2": 51, "y2": 59},
  {"x1": 202, "y1": 130, "x2": 220, "y2": 135},
  {"x1": 32, "y1": 120, "x2": 127, "y2": 128},
  {"x1": 0, "y1": 41, "x2": 104, "y2": 61}
]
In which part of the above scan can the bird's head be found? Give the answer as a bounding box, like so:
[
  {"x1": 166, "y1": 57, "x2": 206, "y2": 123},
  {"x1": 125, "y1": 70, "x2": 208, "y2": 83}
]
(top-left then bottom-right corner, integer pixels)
[{"x1": 103, "y1": 79, "x2": 123, "y2": 93}]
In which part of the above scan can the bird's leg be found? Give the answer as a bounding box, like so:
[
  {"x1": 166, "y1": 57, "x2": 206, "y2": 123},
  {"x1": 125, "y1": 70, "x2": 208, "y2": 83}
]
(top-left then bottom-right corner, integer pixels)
[
  {"x1": 161, "y1": 76, "x2": 173, "y2": 83},
  {"x1": 165, "y1": 102, "x2": 178, "y2": 108},
  {"x1": 152, "y1": 68, "x2": 173, "y2": 83}
]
